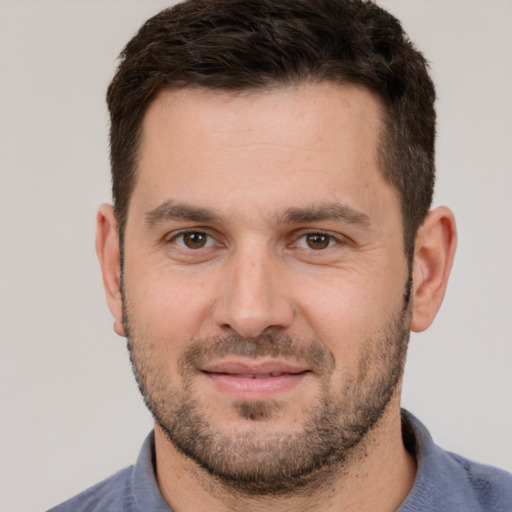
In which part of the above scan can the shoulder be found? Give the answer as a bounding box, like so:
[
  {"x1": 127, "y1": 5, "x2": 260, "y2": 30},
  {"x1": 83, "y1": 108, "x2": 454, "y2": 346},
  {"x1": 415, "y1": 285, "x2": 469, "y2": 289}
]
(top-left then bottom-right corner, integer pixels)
[
  {"x1": 46, "y1": 432, "x2": 171, "y2": 512},
  {"x1": 400, "y1": 410, "x2": 512, "y2": 512},
  {"x1": 47, "y1": 466, "x2": 136, "y2": 512},
  {"x1": 445, "y1": 451, "x2": 512, "y2": 510}
]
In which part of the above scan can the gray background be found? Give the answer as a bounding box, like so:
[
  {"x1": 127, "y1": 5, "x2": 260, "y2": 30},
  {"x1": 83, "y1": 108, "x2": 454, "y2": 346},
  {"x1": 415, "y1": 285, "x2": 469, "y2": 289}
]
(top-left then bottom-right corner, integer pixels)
[{"x1": 1, "y1": 1, "x2": 511, "y2": 510}]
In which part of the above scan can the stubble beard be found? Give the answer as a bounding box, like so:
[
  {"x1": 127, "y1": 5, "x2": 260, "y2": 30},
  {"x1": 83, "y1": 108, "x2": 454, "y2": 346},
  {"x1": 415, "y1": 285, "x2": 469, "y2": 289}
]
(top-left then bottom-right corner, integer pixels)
[{"x1": 124, "y1": 300, "x2": 411, "y2": 496}]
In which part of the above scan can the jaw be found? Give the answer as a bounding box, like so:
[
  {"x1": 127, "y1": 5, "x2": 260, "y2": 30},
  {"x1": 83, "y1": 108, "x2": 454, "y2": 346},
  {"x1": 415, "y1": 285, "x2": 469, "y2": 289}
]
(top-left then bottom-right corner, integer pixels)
[{"x1": 152, "y1": 388, "x2": 414, "y2": 512}]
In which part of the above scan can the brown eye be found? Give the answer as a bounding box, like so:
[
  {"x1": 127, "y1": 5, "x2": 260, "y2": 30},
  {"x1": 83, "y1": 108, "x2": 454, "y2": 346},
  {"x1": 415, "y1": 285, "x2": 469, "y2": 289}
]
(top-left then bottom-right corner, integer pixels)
[
  {"x1": 180, "y1": 232, "x2": 210, "y2": 249},
  {"x1": 305, "y1": 233, "x2": 331, "y2": 250}
]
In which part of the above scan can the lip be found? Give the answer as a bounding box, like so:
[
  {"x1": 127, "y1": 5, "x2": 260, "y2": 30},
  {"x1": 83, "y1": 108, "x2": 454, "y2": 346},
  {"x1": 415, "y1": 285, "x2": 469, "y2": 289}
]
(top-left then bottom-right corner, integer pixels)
[{"x1": 201, "y1": 359, "x2": 311, "y2": 398}]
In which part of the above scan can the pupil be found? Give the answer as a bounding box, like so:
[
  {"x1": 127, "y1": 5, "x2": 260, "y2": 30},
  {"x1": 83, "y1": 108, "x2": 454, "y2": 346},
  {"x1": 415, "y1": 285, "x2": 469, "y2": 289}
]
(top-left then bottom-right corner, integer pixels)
[
  {"x1": 184, "y1": 232, "x2": 206, "y2": 248},
  {"x1": 307, "y1": 234, "x2": 329, "y2": 250}
]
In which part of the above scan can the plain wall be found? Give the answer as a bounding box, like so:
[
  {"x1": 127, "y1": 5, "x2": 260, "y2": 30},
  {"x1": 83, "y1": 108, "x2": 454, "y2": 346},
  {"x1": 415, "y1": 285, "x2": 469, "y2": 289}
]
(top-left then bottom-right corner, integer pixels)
[{"x1": 0, "y1": 1, "x2": 510, "y2": 510}]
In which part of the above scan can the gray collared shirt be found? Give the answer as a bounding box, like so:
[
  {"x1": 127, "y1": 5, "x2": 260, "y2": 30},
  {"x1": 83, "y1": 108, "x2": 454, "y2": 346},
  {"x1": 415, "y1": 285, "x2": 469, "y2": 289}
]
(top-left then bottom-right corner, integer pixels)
[{"x1": 48, "y1": 410, "x2": 512, "y2": 511}]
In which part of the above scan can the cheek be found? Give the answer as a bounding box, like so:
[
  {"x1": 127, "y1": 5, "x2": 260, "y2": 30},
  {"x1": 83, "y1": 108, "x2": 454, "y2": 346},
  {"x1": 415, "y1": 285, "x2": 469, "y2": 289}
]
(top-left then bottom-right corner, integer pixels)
[
  {"x1": 123, "y1": 261, "x2": 215, "y2": 351},
  {"x1": 296, "y1": 264, "x2": 407, "y2": 362}
]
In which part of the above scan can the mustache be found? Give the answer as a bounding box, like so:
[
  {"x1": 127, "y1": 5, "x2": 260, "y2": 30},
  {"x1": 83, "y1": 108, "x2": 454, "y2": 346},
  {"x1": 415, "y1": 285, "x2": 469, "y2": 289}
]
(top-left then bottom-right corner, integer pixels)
[{"x1": 178, "y1": 332, "x2": 335, "y2": 377}]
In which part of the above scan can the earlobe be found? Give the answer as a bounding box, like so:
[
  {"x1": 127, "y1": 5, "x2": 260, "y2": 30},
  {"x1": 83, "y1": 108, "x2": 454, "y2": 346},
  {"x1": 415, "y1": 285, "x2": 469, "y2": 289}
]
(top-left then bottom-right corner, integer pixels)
[
  {"x1": 95, "y1": 204, "x2": 126, "y2": 338},
  {"x1": 410, "y1": 206, "x2": 457, "y2": 332}
]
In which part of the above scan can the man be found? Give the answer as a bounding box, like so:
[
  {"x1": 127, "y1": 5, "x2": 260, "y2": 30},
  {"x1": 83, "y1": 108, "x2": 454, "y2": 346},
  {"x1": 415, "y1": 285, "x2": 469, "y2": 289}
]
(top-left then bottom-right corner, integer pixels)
[{"x1": 49, "y1": 0, "x2": 512, "y2": 510}]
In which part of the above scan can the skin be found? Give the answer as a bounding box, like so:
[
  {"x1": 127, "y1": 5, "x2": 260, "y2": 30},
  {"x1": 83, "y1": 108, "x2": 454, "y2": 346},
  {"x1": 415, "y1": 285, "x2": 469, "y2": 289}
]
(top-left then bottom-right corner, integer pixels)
[{"x1": 97, "y1": 82, "x2": 457, "y2": 511}]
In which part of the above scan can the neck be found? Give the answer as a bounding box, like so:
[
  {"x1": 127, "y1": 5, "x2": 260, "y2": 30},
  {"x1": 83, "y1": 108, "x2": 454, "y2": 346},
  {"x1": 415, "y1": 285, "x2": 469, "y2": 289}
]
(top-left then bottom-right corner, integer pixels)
[{"x1": 153, "y1": 396, "x2": 416, "y2": 512}]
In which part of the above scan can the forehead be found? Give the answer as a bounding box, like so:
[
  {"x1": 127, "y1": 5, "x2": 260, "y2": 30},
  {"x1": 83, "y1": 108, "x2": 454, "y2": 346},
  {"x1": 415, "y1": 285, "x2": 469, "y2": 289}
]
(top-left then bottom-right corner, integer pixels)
[
  {"x1": 140, "y1": 82, "x2": 385, "y2": 158},
  {"x1": 132, "y1": 82, "x2": 396, "y2": 223}
]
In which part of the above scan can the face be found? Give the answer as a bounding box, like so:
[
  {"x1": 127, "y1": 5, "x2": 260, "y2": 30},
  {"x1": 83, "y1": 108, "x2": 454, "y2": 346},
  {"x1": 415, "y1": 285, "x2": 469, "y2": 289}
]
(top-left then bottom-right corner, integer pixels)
[{"x1": 121, "y1": 83, "x2": 411, "y2": 494}]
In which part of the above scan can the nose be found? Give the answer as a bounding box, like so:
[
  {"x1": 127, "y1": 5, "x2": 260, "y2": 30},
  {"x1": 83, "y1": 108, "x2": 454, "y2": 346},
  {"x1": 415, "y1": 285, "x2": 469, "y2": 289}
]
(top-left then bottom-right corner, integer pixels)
[{"x1": 212, "y1": 247, "x2": 294, "y2": 339}]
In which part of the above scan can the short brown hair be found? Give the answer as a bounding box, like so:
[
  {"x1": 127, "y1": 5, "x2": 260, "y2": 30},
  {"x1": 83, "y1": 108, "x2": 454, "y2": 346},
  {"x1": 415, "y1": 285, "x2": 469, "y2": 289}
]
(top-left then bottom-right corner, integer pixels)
[{"x1": 107, "y1": 0, "x2": 436, "y2": 261}]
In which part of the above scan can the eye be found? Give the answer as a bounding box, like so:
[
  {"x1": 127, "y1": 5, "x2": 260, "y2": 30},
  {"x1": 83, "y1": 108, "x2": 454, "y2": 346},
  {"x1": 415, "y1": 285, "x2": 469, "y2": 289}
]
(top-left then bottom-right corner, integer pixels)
[
  {"x1": 295, "y1": 232, "x2": 339, "y2": 250},
  {"x1": 172, "y1": 231, "x2": 215, "y2": 250}
]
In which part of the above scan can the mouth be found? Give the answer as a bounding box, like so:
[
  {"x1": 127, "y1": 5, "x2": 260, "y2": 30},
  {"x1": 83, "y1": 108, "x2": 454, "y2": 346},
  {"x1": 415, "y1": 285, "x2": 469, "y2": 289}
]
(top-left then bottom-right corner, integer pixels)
[{"x1": 200, "y1": 360, "x2": 311, "y2": 398}]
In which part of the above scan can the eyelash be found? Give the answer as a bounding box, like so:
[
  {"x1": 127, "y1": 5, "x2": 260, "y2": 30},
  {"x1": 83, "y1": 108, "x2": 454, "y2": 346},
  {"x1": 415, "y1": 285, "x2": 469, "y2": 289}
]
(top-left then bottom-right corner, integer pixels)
[
  {"x1": 168, "y1": 229, "x2": 216, "y2": 250},
  {"x1": 167, "y1": 229, "x2": 345, "y2": 252},
  {"x1": 292, "y1": 231, "x2": 343, "y2": 251}
]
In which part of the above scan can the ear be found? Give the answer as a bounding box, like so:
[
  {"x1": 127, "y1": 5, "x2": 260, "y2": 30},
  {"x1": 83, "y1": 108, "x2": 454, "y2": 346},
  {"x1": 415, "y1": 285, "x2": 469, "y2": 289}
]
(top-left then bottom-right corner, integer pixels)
[
  {"x1": 410, "y1": 206, "x2": 457, "y2": 332},
  {"x1": 95, "y1": 204, "x2": 126, "y2": 337}
]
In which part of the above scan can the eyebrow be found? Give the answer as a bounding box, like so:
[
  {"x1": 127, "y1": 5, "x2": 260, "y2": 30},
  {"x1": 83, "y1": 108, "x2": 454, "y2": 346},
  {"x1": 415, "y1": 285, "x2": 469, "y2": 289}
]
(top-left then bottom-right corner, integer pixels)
[
  {"x1": 145, "y1": 200, "x2": 371, "y2": 229},
  {"x1": 282, "y1": 204, "x2": 371, "y2": 227},
  {"x1": 145, "y1": 201, "x2": 221, "y2": 228}
]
